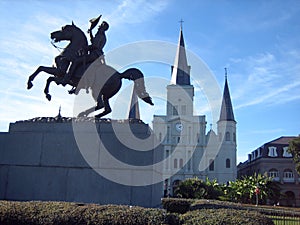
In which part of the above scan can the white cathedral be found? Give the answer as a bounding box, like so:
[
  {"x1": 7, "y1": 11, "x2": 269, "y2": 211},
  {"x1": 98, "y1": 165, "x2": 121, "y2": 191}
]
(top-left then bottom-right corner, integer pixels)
[{"x1": 151, "y1": 26, "x2": 237, "y2": 195}]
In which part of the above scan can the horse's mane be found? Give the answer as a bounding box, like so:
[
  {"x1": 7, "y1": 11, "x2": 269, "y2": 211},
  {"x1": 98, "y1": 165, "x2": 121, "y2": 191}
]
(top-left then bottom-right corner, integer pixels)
[{"x1": 71, "y1": 23, "x2": 88, "y2": 46}]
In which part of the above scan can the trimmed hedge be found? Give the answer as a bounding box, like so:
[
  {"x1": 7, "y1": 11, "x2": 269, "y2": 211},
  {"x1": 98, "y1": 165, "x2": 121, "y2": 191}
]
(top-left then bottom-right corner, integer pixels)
[
  {"x1": 0, "y1": 201, "x2": 166, "y2": 225},
  {"x1": 162, "y1": 198, "x2": 275, "y2": 225},
  {"x1": 180, "y1": 209, "x2": 274, "y2": 225},
  {"x1": 162, "y1": 198, "x2": 193, "y2": 214},
  {"x1": 0, "y1": 200, "x2": 275, "y2": 225}
]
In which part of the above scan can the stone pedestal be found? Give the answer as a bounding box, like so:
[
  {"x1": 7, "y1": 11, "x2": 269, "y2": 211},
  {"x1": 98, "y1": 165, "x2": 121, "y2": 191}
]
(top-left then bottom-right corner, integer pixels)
[{"x1": 0, "y1": 117, "x2": 163, "y2": 207}]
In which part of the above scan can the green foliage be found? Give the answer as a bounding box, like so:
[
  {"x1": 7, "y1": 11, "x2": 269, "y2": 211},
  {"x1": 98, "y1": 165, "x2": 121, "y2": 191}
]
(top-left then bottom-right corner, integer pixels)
[
  {"x1": 174, "y1": 177, "x2": 222, "y2": 200},
  {"x1": 172, "y1": 175, "x2": 280, "y2": 205},
  {"x1": 162, "y1": 198, "x2": 192, "y2": 214},
  {"x1": 0, "y1": 200, "x2": 280, "y2": 225},
  {"x1": 288, "y1": 136, "x2": 300, "y2": 174},
  {"x1": 0, "y1": 201, "x2": 166, "y2": 225},
  {"x1": 222, "y1": 173, "x2": 281, "y2": 204},
  {"x1": 180, "y1": 209, "x2": 275, "y2": 225}
]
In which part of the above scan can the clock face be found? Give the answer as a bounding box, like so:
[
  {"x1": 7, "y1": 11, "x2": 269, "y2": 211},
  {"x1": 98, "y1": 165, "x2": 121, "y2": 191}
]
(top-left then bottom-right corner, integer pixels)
[{"x1": 175, "y1": 123, "x2": 183, "y2": 132}]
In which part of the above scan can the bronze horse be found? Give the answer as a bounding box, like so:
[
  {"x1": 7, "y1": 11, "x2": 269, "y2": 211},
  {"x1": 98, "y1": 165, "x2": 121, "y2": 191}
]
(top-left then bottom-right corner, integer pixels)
[{"x1": 27, "y1": 22, "x2": 153, "y2": 118}]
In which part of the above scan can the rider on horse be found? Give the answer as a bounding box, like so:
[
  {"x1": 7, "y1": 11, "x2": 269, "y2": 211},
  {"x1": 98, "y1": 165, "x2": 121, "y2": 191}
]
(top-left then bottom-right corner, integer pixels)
[{"x1": 61, "y1": 15, "x2": 109, "y2": 85}]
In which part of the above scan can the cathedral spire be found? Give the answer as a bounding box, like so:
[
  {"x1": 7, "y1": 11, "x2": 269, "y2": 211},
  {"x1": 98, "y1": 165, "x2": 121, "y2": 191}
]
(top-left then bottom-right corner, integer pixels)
[
  {"x1": 219, "y1": 68, "x2": 235, "y2": 122},
  {"x1": 128, "y1": 87, "x2": 140, "y2": 120},
  {"x1": 171, "y1": 22, "x2": 191, "y2": 85}
]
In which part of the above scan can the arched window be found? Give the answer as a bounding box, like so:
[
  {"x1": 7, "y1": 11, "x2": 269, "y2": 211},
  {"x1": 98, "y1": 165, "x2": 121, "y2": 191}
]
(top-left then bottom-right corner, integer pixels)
[
  {"x1": 233, "y1": 132, "x2": 236, "y2": 142},
  {"x1": 159, "y1": 133, "x2": 162, "y2": 142},
  {"x1": 197, "y1": 133, "x2": 200, "y2": 143},
  {"x1": 225, "y1": 132, "x2": 230, "y2": 141},
  {"x1": 174, "y1": 158, "x2": 178, "y2": 169},
  {"x1": 209, "y1": 159, "x2": 214, "y2": 171},
  {"x1": 165, "y1": 150, "x2": 170, "y2": 169},
  {"x1": 187, "y1": 151, "x2": 192, "y2": 171},
  {"x1": 226, "y1": 158, "x2": 230, "y2": 168},
  {"x1": 283, "y1": 169, "x2": 294, "y2": 182},
  {"x1": 268, "y1": 169, "x2": 279, "y2": 181},
  {"x1": 285, "y1": 191, "x2": 296, "y2": 207},
  {"x1": 179, "y1": 158, "x2": 183, "y2": 168},
  {"x1": 167, "y1": 127, "x2": 170, "y2": 143},
  {"x1": 173, "y1": 105, "x2": 178, "y2": 115}
]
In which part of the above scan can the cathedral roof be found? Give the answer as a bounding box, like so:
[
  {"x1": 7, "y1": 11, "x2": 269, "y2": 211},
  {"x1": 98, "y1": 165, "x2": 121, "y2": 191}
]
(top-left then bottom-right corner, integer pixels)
[
  {"x1": 219, "y1": 74, "x2": 235, "y2": 122},
  {"x1": 170, "y1": 25, "x2": 191, "y2": 85}
]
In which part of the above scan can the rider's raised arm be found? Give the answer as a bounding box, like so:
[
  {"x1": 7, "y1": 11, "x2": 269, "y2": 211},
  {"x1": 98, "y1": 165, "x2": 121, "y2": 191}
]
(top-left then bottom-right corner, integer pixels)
[{"x1": 89, "y1": 29, "x2": 94, "y2": 43}]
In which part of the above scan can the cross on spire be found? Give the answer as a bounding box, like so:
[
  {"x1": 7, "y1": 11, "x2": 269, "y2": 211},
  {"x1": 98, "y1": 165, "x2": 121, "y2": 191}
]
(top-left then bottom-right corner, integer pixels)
[
  {"x1": 224, "y1": 67, "x2": 228, "y2": 79},
  {"x1": 179, "y1": 19, "x2": 184, "y2": 29}
]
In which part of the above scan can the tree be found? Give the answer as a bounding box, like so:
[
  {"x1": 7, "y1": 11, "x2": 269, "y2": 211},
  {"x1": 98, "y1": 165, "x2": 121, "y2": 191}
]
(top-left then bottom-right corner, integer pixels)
[
  {"x1": 288, "y1": 136, "x2": 300, "y2": 174},
  {"x1": 222, "y1": 173, "x2": 281, "y2": 205},
  {"x1": 174, "y1": 177, "x2": 222, "y2": 199}
]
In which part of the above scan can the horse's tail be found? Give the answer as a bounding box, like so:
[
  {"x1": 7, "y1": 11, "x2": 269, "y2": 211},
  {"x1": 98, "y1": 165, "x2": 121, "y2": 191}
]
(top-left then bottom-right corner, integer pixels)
[{"x1": 120, "y1": 68, "x2": 154, "y2": 106}]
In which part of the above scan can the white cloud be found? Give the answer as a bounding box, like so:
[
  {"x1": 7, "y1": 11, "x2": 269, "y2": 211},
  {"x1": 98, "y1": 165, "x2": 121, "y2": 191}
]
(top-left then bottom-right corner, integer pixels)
[
  {"x1": 229, "y1": 49, "x2": 300, "y2": 110},
  {"x1": 107, "y1": 0, "x2": 169, "y2": 26}
]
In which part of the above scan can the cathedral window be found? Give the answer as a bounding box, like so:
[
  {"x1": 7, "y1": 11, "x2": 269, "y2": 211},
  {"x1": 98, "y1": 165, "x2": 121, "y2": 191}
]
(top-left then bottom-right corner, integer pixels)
[
  {"x1": 233, "y1": 132, "x2": 236, "y2": 142},
  {"x1": 177, "y1": 136, "x2": 180, "y2": 143},
  {"x1": 167, "y1": 127, "x2": 170, "y2": 143},
  {"x1": 226, "y1": 158, "x2": 230, "y2": 168},
  {"x1": 209, "y1": 159, "x2": 214, "y2": 171},
  {"x1": 174, "y1": 159, "x2": 178, "y2": 169},
  {"x1": 165, "y1": 150, "x2": 170, "y2": 169},
  {"x1": 181, "y1": 105, "x2": 186, "y2": 115},
  {"x1": 283, "y1": 147, "x2": 292, "y2": 157},
  {"x1": 187, "y1": 151, "x2": 192, "y2": 171},
  {"x1": 268, "y1": 146, "x2": 278, "y2": 157},
  {"x1": 172, "y1": 105, "x2": 178, "y2": 116},
  {"x1": 225, "y1": 132, "x2": 230, "y2": 141},
  {"x1": 179, "y1": 158, "x2": 183, "y2": 168}
]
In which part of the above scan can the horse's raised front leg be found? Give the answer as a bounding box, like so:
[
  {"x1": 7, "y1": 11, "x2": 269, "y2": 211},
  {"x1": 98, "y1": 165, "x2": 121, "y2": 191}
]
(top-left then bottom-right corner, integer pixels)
[
  {"x1": 44, "y1": 76, "x2": 61, "y2": 101},
  {"x1": 27, "y1": 66, "x2": 62, "y2": 90}
]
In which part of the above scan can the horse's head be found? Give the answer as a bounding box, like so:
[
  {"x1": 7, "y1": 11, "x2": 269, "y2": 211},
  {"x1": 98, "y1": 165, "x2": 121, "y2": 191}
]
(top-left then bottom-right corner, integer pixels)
[{"x1": 50, "y1": 22, "x2": 77, "y2": 43}]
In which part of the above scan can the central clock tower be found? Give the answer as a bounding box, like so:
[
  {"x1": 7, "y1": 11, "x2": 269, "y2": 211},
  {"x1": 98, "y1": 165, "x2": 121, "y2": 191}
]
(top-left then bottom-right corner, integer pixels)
[
  {"x1": 153, "y1": 24, "x2": 207, "y2": 196},
  {"x1": 153, "y1": 24, "x2": 237, "y2": 197}
]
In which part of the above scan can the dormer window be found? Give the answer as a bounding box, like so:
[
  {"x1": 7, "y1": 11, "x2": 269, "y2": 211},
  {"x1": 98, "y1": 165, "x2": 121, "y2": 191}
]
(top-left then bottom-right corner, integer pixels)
[
  {"x1": 283, "y1": 147, "x2": 292, "y2": 157},
  {"x1": 268, "y1": 146, "x2": 278, "y2": 157}
]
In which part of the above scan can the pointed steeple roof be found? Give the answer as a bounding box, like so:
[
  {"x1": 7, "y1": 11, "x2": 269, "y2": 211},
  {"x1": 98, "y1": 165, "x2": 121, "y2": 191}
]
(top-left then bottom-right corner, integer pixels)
[
  {"x1": 171, "y1": 24, "x2": 191, "y2": 85},
  {"x1": 219, "y1": 69, "x2": 235, "y2": 122},
  {"x1": 128, "y1": 87, "x2": 140, "y2": 119}
]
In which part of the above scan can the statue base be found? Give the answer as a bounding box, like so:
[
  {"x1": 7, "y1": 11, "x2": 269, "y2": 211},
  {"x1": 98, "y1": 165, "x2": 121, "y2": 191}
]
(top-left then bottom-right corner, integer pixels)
[{"x1": 0, "y1": 117, "x2": 163, "y2": 207}]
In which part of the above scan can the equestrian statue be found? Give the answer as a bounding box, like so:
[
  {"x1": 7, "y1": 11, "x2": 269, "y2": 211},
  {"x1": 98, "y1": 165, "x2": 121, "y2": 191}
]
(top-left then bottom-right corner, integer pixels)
[{"x1": 27, "y1": 15, "x2": 154, "y2": 118}]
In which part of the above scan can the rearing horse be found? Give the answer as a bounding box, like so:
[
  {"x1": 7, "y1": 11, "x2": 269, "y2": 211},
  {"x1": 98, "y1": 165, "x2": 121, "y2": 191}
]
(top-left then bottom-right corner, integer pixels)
[{"x1": 27, "y1": 22, "x2": 153, "y2": 118}]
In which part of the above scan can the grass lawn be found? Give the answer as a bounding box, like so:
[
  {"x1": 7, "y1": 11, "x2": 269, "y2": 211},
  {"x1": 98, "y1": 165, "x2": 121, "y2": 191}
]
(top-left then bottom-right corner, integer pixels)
[{"x1": 271, "y1": 215, "x2": 300, "y2": 225}]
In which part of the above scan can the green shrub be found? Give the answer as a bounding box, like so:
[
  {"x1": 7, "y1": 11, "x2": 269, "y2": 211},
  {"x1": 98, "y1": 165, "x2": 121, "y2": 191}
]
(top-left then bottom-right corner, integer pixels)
[
  {"x1": 162, "y1": 198, "x2": 193, "y2": 214},
  {"x1": 0, "y1": 200, "x2": 278, "y2": 225},
  {"x1": 180, "y1": 208, "x2": 275, "y2": 225},
  {"x1": 0, "y1": 201, "x2": 166, "y2": 225},
  {"x1": 174, "y1": 177, "x2": 223, "y2": 200}
]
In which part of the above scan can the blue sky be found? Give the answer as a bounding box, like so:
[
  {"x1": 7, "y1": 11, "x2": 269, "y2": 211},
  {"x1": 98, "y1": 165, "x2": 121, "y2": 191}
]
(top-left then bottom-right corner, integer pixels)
[{"x1": 0, "y1": 0, "x2": 299, "y2": 163}]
